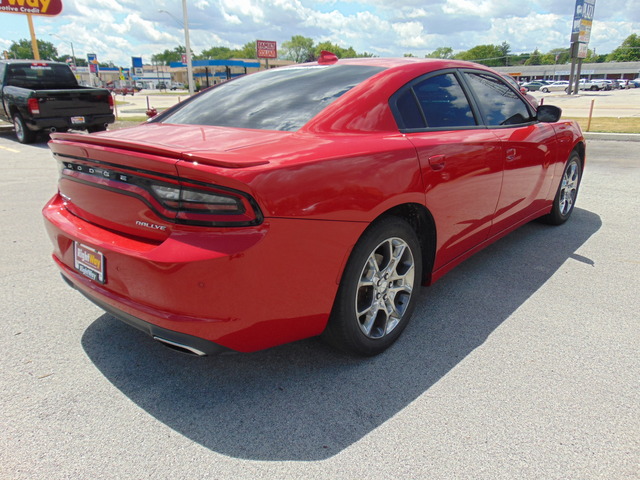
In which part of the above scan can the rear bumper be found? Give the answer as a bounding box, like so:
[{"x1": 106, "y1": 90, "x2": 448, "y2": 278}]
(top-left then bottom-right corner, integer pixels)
[
  {"x1": 28, "y1": 113, "x2": 115, "y2": 131},
  {"x1": 43, "y1": 194, "x2": 364, "y2": 352},
  {"x1": 61, "y1": 273, "x2": 230, "y2": 355}
]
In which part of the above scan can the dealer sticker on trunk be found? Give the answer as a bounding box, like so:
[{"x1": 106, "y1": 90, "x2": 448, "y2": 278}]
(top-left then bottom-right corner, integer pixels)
[{"x1": 74, "y1": 242, "x2": 105, "y2": 283}]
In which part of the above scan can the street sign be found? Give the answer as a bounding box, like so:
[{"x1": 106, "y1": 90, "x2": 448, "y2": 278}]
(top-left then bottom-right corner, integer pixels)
[
  {"x1": 0, "y1": 0, "x2": 63, "y2": 16},
  {"x1": 256, "y1": 40, "x2": 277, "y2": 59},
  {"x1": 571, "y1": 0, "x2": 596, "y2": 45}
]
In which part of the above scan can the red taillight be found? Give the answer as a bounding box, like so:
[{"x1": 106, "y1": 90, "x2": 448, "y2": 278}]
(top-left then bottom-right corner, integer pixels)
[
  {"x1": 108, "y1": 94, "x2": 114, "y2": 111},
  {"x1": 150, "y1": 183, "x2": 260, "y2": 226},
  {"x1": 59, "y1": 159, "x2": 262, "y2": 227},
  {"x1": 27, "y1": 98, "x2": 40, "y2": 115}
]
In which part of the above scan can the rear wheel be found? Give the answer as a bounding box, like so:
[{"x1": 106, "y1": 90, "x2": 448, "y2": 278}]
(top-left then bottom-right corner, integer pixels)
[
  {"x1": 542, "y1": 152, "x2": 582, "y2": 225},
  {"x1": 322, "y1": 217, "x2": 423, "y2": 356},
  {"x1": 13, "y1": 114, "x2": 36, "y2": 144},
  {"x1": 541, "y1": 87, "x2": 549, "y2": 93}
]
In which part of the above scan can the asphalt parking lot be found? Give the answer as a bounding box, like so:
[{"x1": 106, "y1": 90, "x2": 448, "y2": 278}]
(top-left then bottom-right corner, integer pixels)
[{"x1": 0, "y1": 133, "x2": 638, "y2": 479}]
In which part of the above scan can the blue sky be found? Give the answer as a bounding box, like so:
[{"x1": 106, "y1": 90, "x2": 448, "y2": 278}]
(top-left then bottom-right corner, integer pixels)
[{"x1": 0, "y1": 0, "x2": 638, "y2": 66}]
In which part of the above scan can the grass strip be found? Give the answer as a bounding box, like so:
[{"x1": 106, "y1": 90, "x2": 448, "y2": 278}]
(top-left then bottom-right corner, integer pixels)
[{"x1": 564, "y1": 117, "x2": 640, "y2": 134}]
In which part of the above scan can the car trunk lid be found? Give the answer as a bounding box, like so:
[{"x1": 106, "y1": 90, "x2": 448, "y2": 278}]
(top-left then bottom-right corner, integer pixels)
[{"x1": 49, "y1": 124, "x2": 281, "y2": 240}]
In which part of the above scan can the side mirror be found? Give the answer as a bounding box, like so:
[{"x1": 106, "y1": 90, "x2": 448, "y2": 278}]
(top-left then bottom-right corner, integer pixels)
[{"x1": 537, "y1": 105, "x2": 562, "y2": 123}]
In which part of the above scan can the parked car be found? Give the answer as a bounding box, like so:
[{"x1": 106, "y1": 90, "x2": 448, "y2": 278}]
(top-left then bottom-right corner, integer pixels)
[
  {"x1": 540, "y1": 81, "x2": 570, "y2": 93},
  {"x1": 521, "y1": 80, "x2": 549, "y2": 92},
  {"x1": 0, "y1": 60, "x2": 115, "y2": 143},
  {"x1": 501, "y1": 74, "x2": 538, "y2": 108},
  {"x1": 156, "y1": 82, "x2": 167, "y2": 90},
  {"x1": 106, "y1": 81, "x2": 136, "y2": 96},
  {"x1": 578, "y1": 79, "x2": 601, "y2": 91},
  {"x1": 592, "y1": 80, "x2": 613, "y2": 91},
  {"x1": 43, "y1": 56, "x2": 585, "y2": 357},
  {"x1": 170, "y1": 82, "x2": 185, "y2": 90}
]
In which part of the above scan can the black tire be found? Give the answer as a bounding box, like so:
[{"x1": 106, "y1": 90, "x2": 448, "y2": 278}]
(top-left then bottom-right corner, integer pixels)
[
  {"x1": 542, "y1": 152, "x2": 582, "y2": 225},
  {"x1": 322, "y1": 216, "x2": 423, "y2": 356},
  {"x1": 541, "y1": 87, "x2": 549, "y2": 93},
  {"x1": 87, "y1": 125, "x2": 107, "y2": 133},
  {"x1": 13, "y1": 113, "x2": 36, "y2": 144}
]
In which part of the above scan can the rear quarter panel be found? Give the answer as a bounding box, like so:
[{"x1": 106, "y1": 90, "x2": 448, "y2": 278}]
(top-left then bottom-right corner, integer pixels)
[{"x1": 177, "y1": 132, "x2": 426, "y2": 222}]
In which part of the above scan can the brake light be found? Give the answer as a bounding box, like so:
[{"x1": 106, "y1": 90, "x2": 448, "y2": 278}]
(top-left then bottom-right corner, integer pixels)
[
  {"x1": 150, "y1": 182, "x2": 259, "y2": 225},
  {"x1": 108, "y1": 94, "x2": 114, "y2": 111},
  {"x1": 60, "y1": 160, "x2": 262, "y2": 226},
  {"x1": 27, "y1": 98, "x2": 40, "y2": 115}
]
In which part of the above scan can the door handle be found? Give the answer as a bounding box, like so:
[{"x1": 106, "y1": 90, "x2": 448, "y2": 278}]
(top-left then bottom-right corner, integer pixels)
[{"x1": 428, "y1": 154, "x2": 446, "y2": 171}]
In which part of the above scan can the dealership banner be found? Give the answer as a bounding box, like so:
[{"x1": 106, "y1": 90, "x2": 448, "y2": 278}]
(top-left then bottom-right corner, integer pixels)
[{"x1": 0, "y1": 0, "x2": 63, "y2": 16}]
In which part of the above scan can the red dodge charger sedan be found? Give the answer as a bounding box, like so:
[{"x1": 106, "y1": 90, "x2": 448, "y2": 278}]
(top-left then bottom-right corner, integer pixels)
[{"x1": 43, "y1": 54, "x2": 584, "y2": 357}]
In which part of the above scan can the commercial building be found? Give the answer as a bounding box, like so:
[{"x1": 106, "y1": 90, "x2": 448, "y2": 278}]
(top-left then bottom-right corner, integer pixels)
[{"x1": 494, "y1": 61, "x2": 640, "y2": 82}]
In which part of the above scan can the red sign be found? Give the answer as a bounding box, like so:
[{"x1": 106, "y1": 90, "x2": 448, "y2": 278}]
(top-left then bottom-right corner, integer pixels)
[
  {"x1": 0, "y1": 0, "x2": 63, "y2": 16},
  {"x1": 256, "y1": 40, "x2": 277, "y2": 59}
]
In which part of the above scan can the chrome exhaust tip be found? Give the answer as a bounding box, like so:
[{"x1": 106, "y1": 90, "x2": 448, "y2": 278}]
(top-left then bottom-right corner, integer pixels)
[{"x1": 153, "y1": 336, "x2": 207, "y2": 356}]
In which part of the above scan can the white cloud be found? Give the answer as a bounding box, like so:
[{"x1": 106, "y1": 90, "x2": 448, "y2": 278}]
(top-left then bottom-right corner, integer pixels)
[{"x1": 0, "y1": 0, "x2": 636, "y2": 66}]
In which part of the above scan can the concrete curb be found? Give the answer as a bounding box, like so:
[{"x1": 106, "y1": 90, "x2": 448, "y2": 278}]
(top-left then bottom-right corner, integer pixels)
[{"x1": 583, "y1": 132, "x2": 640, "y2": 142}]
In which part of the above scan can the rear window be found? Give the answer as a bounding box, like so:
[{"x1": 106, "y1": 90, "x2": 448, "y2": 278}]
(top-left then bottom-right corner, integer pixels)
[
  {"x1": 6, "y1": 63, "x2": 78, "y2": 89},
  {"x1": 159, "y1": 65, "x2": 385, "y2": 131}
]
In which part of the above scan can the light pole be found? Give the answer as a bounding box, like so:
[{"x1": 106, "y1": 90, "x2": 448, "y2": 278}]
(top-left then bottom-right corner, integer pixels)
[
  {"x1": 50, "y1": 33, "x2": 76, "y2": 68},
  {"x1": 159, "y1": 4, "x2": 195, "y2": 95}
]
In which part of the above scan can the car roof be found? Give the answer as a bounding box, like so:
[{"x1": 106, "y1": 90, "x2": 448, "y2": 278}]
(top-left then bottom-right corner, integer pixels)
[{"x1": 288, "y1": 56, "x2": 496, "y2": 76}]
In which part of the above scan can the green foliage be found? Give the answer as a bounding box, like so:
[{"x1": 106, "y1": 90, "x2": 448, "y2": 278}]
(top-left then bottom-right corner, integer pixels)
[
  {"x1": 524, "y1": 48, "x2": 542, "y2": 65},
  {"x1": 235, "y1": 41, "x2": 257, "y2": 59},
  {"x1": 606, "y1": 34, "x2": 640, "y2": 61},
  {"x1": 151, "y1": 46, "x2": 187, "y2": 66},
  {"x1": 425, "y1": 47, "x2": 454, "y2": 59},
  {"x1": 315, "y1": 41, "x2": 357, "y2": 59},
  {"x1": 9, "y1": 39, "x2": 58, "y2": 60},
  {"x1": 455, "y1": 44, "x2": 506, "y2": 66},
  {"x1": 281, "y1": 35, "x2": 315, "y2": 63},
  {"x1": 198, "y1": 46, "x2": 234, "y2": 60}
]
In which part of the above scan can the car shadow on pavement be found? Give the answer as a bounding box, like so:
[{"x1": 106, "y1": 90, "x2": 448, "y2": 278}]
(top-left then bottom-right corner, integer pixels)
[{"x1": 81, "y1": 207, "x2": 601, "y2": 461}]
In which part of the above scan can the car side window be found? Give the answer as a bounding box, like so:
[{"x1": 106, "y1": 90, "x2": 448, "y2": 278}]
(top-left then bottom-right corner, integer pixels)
[
  {"x1": 464, "y1": 72, "x2": 534, "y2": 126},
  {"x1": 393, "y1": 73, "x2": 476, "y2": 130}
]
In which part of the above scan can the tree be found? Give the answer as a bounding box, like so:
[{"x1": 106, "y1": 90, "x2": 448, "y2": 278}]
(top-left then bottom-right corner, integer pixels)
[
  {"x1": 315, "y1": 41, "x2": 357, "y2": 59},
  {"x1": 9, "y1": 39, "x2": 58, "y2": 60},
  {"x1": 524, "y1": 48, "x2": 542, "y2": 66},
  {"x1": 198, "y1": 46, "x2": 234, "y2": 60},
  {"x1": 426, "y1": 47, "x2": 454, "y2": 59},
  {"x1": 280, "y1": 35, "x2": 315, "y2": 63},
  {"x1": 607, "y1": 34, "x2": 640, "y2": 62},
  {"x1": 455, "y1": 44, "x2": 504, "y2": 66},
  {"x1": 151, "y1": 46, "x2": 187, "y2": 66},
  {"x1": 547, "y1": 48, "x2": 571, "y2": 65},
  {"x1": 499, "y1": 41, "x2": 511, "y2": 65},
  {"x1": 233, "y1": 41, "x2": 257, "y2": 59}
]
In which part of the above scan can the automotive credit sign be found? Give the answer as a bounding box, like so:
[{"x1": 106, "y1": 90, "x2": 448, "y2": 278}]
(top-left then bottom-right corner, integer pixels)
[
  {"x1": 256, "y1": 40, "x2": 277, "y2": 59},
  {"x1": 0, "y1": 0, "x2": 63, "y2": 16}
]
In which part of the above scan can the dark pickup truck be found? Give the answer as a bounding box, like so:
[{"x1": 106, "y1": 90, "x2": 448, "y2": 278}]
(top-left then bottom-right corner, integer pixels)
[{"x1": 0, "y1": 60, "x2": 115, "y2": 143}]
